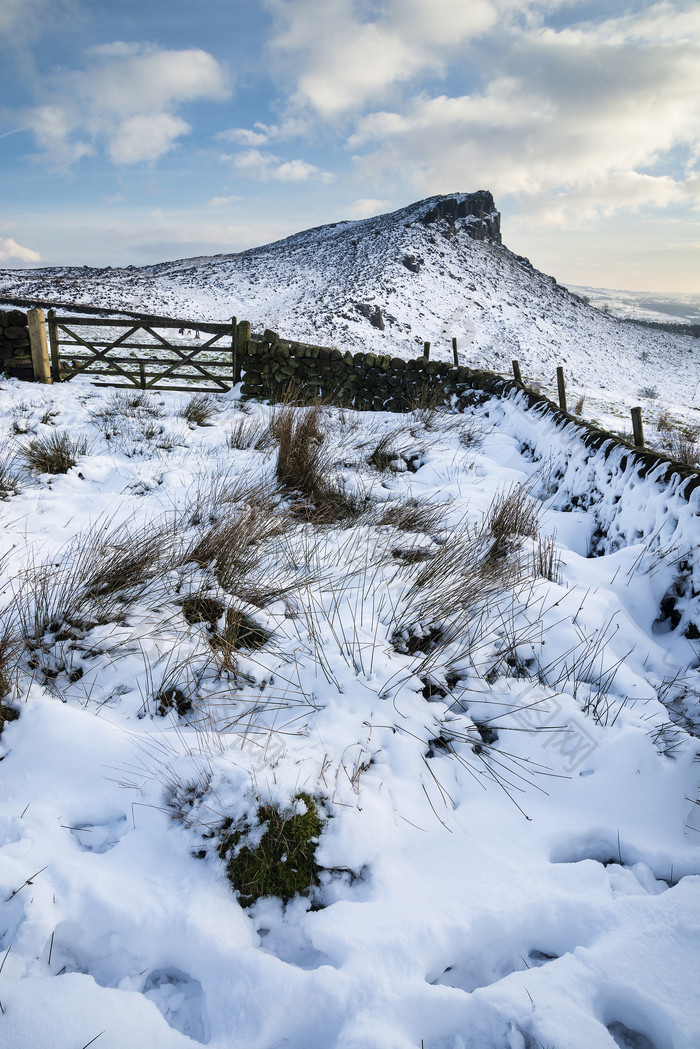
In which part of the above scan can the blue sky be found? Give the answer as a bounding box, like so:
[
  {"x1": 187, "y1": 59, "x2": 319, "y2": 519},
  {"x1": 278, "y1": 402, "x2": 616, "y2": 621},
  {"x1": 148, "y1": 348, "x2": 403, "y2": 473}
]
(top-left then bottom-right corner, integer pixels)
[{"x1": 1, "y1": 0, "x2": 698, "y2": 292}]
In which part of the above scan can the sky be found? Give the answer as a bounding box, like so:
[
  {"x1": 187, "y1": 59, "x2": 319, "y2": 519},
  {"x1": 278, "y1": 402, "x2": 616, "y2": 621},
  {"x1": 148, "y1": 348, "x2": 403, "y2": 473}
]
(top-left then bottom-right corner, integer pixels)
[{"x1": 0, "y1": 0, "x2": 698, "y2": 293}]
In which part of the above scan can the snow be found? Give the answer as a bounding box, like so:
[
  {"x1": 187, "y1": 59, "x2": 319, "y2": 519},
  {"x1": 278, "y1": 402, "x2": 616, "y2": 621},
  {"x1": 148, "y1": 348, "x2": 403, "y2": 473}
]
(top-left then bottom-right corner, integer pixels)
[
  {"x1": 0, "y1": 369, "x2": 699, "y2": 1049},
  {"x1": 1, "y1": 194, "x2": 699, "y2": 412}
]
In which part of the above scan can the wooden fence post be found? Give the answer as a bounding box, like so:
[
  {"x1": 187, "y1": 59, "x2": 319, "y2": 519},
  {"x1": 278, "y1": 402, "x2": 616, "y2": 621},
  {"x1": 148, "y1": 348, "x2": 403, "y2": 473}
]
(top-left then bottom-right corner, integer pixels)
[
  {"x1": 556, "y1": 366, "x2": 567, "y2": 412},
  {"x1": 452, "y1": 337, "x2": 459, "y2": 366},
  {"x1": 237, "y1": 320, "x2": 251, "y2": 354},
  {"x1": 27, "y1": 308, "x2": 52, "y2": 384},
  {"x1": 423, "y1": 341, "x2": 431, "y2": 360},
  {"x1": 512, "y1": 359, "x2": 522, "y2": 384},
  {"x1": 631, "y1": 406, "x2": 644, "y2": 448},
  {"x1": 139, "y1": 360, "x2": 146, "y2": 390},
  {"x1": 47, "y1": 308, "x2": 60, "y2": 382},
  {"x1": 231, "y1": 316, "x2": 240, "y2": 384}
]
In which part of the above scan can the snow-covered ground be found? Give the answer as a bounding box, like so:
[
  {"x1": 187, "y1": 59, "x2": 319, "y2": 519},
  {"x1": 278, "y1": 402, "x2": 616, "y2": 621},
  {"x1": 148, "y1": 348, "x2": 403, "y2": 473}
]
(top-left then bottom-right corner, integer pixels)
[
  {"x1": 0, "y1": 372, "x2": 698, "y2": 1049},
  {"x1": 2, "y1": 194, "x2": 699, "y2": 409}
]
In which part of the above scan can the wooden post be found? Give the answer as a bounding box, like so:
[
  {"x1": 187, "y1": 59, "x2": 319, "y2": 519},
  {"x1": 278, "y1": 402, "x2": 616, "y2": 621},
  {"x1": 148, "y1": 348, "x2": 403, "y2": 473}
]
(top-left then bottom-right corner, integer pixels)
[
  {"x1": 47, "y1": 308, "x2": 61, "y2": 382},
  {"x1": 423, "y1": 341, "x2": 431, "y2": 360},
  {"x1": 27, "y1": 308, "x2": 52, "y2": 383},
  {"x1": 631, "y1": 406, "x2": 644, "y2": 448},
  {"x1": 512, "y1": 359, "x2": 522, "y2": 384},
  {"x1": 139, "y1": 360, "x2": 146, "y2": 390},
  {"x1": 556, "y1": 366, "x2": 567, "y2": 412},
  {"x1": 231, "y1": 316, "x2": 240, "y2": 385},
  {"x1": 452, "y1": 337, "x2": 459, "y2": 366},
  {"x1": 238, "y1": 320, "x2": 251, "y2": 354}
]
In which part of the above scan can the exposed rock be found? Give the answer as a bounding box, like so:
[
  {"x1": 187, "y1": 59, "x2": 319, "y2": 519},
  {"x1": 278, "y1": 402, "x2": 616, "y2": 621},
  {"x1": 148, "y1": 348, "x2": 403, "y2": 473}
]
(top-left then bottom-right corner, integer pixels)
[
  {"x1": 369, "y1": 307, "x2": 385, "y2": 331},
  {"x1": 420, "y1": 191, "x2": 501, "y2": 243},
  {"x1": 403, "y1": 255, "x2": 422, "y2": 273}
]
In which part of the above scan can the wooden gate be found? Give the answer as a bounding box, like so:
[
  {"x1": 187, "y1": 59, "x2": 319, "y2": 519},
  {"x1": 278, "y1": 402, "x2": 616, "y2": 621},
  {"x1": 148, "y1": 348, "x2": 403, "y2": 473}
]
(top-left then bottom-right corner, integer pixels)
[{"x1": 46, "y1": 312, "x2": 244, "y2": 392}]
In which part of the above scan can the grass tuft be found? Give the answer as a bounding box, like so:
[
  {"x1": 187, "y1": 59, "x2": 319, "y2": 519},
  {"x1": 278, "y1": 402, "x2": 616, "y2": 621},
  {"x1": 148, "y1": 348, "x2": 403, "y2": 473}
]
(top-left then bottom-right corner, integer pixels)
[
  {"x1": 19, "y1": 432, "x2": 88, "y2": 474},
  {"x1": 485, "y1": 484, "x2": 540, "y2": 558},
  {"x1": 180, "y1": 394, "x2": 220, "y2": 427},
  {"x1": 274, "y1": 404, "x2": 366, "y2": 523}
]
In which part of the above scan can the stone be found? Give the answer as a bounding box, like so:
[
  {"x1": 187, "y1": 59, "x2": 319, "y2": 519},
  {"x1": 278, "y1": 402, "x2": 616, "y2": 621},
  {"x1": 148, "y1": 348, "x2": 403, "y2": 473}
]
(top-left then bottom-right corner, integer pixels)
[{"x1": 369, "y1": 307, "x2": 385, "y2": 331}]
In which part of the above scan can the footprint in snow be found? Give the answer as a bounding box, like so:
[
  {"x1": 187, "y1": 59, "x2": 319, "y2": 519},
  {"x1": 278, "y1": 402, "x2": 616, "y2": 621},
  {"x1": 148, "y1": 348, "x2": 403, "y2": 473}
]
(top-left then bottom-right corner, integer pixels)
[
  {"x1": 142, "y1": 967, "x2": 209, "y2": 1044},
  {"x1": 68, "y1": 814, "x2": 128, "y2": 853},
  {"x1": 607, "y1": 1021, "x2": 658, "y2": 1049}
]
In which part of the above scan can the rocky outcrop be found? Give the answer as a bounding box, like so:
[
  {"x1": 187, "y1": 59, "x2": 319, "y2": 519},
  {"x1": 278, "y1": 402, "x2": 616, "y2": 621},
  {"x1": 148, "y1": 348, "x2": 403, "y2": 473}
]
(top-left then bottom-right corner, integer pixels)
[{"x1": 420, "y1": 191, "x2": 501, "y2": 242}]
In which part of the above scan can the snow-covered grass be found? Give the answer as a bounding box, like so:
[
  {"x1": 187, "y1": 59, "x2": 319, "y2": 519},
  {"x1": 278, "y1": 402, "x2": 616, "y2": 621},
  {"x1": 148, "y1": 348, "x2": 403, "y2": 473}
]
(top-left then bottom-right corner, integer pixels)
[{"x1": 0, "y1": 375, "x2": 699, "y2": 1049}]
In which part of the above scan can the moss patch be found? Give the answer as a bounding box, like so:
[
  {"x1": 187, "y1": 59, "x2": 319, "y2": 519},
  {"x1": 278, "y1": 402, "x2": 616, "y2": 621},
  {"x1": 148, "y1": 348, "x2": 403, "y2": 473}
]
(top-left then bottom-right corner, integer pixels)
[
  {"x1": 0, "y1": 703, "x2": 19, "y2": 735},
  {"x1": 218, "y1": 792, "x2": 325, "y2": 906}
]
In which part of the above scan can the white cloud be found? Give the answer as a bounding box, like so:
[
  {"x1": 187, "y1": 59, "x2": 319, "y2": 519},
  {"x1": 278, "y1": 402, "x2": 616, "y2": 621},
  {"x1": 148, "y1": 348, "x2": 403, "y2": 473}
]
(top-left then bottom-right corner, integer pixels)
[
  {"x1": 217, "y1": 124, "x2": 277, "y2": 146},
  {"x1": 107, "y1": 113, "x2": 191, "y2": 165},
  {"x1": 215, "y1": 117, "x2": 311, "y2": 146},
  {"x1": 345, "y1": 198, "x2": 391, "y2": 219},
  {"x1": 25, "y1": 43, "x2": 229, "y2": 167},
  {"x1": 207, "y1": 195, "x2": 241, "y2": 206},
  {"x1": 231, "y1": 148, "x2": 332, "y2": 182},
  {"x1": 265, "y1": 0, "x2": 509, "y2": 116},
  {"x1": 346, "y1": 7, "x2": 700, "y2": 225},
  {"x1": 0, "y1": 236, "x2": 41, "y2": 263}
]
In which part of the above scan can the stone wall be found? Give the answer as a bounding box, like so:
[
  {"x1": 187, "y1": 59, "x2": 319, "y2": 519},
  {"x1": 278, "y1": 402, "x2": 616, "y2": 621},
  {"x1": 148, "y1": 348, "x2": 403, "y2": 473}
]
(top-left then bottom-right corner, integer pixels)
[
  {"x1": 0, "y1": 309, "x2": 33, "y2": 381},
  {"x1": 240, "y1": 331, "x2": 483, "y2": 413},
  {"x1": 239, "y1": 329, "x2": 700, "y2": 500}
]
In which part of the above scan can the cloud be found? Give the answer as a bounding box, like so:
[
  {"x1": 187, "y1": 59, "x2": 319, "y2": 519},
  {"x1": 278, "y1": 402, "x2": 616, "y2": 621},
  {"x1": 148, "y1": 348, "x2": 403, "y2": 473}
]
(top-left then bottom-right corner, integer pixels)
[
  {"x1": 345, "y1": 198, "x2": 391, "y2": 219},
  {"x1": 265, "y1": 0, "x2": 505, "y2": 116},
  {"x1": 25, "y1": 43, "x2": 229, "y2": 167},
  {"x1": 0, "y1": 236, "x2": 41, "y2": 264},
  {"x1": 207, "y1": 195, "x2": 242, "y2": 207},
  {"x1": 215, "y1": 117, "x2": 310, "y2": 146},
  {"x1": 345, "y1": 6, "x2": 700, "y2": 224},
  {"x1": 230, "y1": 148, "x2": 333, "y2": 182}
]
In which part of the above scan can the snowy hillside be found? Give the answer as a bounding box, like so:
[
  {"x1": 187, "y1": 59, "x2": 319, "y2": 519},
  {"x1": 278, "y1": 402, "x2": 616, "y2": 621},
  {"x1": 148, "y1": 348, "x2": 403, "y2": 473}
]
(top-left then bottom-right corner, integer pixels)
[{"x1": 1, "y1": 192, "x2": 698, "y2": 406}]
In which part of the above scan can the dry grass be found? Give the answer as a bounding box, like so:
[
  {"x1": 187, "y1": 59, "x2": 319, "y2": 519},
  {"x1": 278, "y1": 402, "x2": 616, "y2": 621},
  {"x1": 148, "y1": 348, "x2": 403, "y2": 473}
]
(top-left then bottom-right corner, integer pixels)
[
  {"x1": 374, "y1": 497, "x2": 445, "y2": 535},
  {"x1": 0, "y1": 603, "x2": 23, "y2": 699},
  {"x1": 274, "y1": 404, "x2": 366, "y2": 523},
  {"x1": 96, "y1": 390, "x2": 164, "y2": 418},
  {"x1": 0, "y1": 452, "x2": 21, "y2": 499},
  {"x1": 19, "y1": 515, "x2": 179, "y2": 644},
  {"x1": 19, "y1": 432, "x2": 88, "y2": 474},
  {"x1": 573, "y1": 394, "x2": 585, "y2": 416},
  {"x1": 532, "y1": 533, "x2": 561, "y2": 583},
  {"x1": 187, "y1": 487, "x2": 292, "y2": 600},
  {"x1": 227, "y1": 416, "x2": 276, "y2": 451},
  {"x1": 485, "y1": 484, "x2": 540, "y2": 559},
  {"x1": 668, "y1": 431, "x2": 699, "y2": 466},
  {"x1": 180, "y1": 394, "x2": 220, "y2": 427}
]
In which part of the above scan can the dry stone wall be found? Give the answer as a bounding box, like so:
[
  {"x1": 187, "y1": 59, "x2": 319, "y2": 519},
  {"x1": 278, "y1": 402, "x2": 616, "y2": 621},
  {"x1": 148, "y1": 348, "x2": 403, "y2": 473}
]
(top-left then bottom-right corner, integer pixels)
[
  {"x1": 240, "y1": 332, "x2": 483, "y2": 413},
  {"x1": 239, "y1": 329, "x2": 700, "y2": 500},
  {"x1": 0, "y1": 309, "x2": 33, "y2": 381}
]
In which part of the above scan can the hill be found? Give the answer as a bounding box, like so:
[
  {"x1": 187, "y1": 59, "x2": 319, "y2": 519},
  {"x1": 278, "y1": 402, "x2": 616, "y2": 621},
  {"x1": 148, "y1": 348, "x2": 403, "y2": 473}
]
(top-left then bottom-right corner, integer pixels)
[{"x1": 1, "y1": 192, "x2": 698, "y2": 404}]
